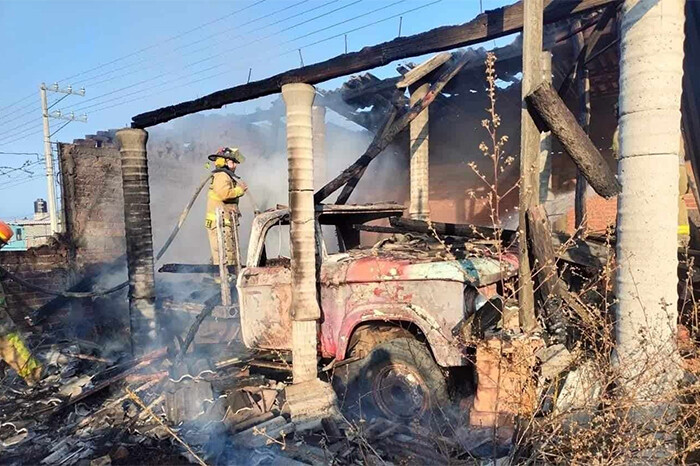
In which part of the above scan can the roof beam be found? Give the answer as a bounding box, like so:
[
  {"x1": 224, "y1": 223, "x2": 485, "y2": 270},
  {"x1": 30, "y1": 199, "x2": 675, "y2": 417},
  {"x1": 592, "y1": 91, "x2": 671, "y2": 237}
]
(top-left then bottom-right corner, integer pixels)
[{"x1": 131, "y1": 0, "x2": 615, "y2": 129}]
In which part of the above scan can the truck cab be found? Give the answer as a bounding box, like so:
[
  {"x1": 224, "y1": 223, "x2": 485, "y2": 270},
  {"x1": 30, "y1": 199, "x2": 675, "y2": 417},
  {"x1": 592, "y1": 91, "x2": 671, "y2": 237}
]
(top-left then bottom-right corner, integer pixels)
[{"x1": 237, "y1": 203, "x2": 517, "y2": 420}]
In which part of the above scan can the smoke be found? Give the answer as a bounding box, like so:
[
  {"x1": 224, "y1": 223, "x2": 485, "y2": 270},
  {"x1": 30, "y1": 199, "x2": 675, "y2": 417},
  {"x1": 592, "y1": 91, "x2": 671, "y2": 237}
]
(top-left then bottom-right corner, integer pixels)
[{"x1": 144, "y1": 99, "x2": 408, "y2": 270}]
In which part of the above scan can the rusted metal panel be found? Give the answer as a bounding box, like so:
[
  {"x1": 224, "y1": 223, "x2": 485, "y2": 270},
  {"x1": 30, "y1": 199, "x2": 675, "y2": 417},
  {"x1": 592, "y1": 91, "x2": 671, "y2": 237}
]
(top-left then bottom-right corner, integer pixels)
[
  {"x1": 237, "y1": 266, "x2": 293, "y2": 350},
  {"x1": 330, "y1": 281, "x2": 466, "y2": 367},
  {"x1": 317, "y1": 251, "x2": 517, "y2": 367},
  {"x1": 324, "y1": 251, "x2": 517, "y2": 287},
  {"x1": 241, "y1": 205, "x2": 519, "y2": 369}
]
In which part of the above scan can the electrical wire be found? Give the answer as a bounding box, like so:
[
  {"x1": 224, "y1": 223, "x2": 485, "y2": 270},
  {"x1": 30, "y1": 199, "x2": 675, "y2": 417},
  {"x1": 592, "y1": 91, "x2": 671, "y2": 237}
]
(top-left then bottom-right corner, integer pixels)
[
  {"x1": 61, "y1": 0, "x2": 366, "y2": 114},
  {"x1": 47, "y1": 94, "x2": 69, "y2": 110},
  {"x1": 57, "y1": 0, "x2": 270, "y2": 84},
  {"x1": 75, "y1": 0, "x2": 320, "y2": 87},
  {"x1": 0, "y1": 152, "x2": 40, "y2": 156},
  {"x1": 1, "y1": 0, "x2": 437, "y2": 146},
  {"x1": 0, "y1": 92, "x2": 35, "y2": 114},
  {"x1": 47, "y1": 0, "x2": 437, "y2": 124},
  {"x1": 0, "y1": 123, "x2": 44, "y2": 145},
  {"x1": 0, "y1": 160, "x2": 43, "y2": 177},
  {"x1": 59, "y1": 0, "x2": 403, "y2": 117},
  {"x1": 0, "y1": 104, "x2": 41, "y2": 130},
  {"x1": 49, "y1": 120, "x2": 73, "y2": 138},
  {"x1": 86, "y1": 0, "x2": 437, "y2": 116},
  {"x1": 0, "y1": 93, "x2": 73, "y2": 137},
  {"x1": 0, "y1": 112, "x2": 44, "y2": 139},
  {"x1": 80, "y1": 0, "x2": 351, "y2": 89},
  {"x1": 0, "y1": 174, "x2": 42, "y2": 191},
  {"x1": 0, "y1": 0, "x2": 270, "y2": 122}
]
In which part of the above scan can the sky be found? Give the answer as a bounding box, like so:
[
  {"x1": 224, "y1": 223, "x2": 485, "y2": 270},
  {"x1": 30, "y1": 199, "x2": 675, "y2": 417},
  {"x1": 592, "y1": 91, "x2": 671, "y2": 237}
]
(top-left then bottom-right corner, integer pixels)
[{"x1": 0, "y1": 0, "x2": 514, "y2": 219}]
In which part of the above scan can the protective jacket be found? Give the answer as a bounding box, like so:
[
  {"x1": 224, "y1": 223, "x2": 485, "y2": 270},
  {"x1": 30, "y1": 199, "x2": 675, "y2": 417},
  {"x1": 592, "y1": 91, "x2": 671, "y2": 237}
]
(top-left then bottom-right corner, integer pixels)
[
  {"x1": 205, "y1": 168, "x2": 246, "y2": 229},
  {"x1": 0, "y1": 221, "x2": 41, "y2": 384}
]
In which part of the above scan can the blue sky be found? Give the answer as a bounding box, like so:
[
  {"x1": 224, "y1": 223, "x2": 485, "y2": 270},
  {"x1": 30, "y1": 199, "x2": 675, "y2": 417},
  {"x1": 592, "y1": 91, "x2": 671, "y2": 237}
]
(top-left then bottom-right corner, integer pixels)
[{"x1": 0, "y1": 0, "x2": 513, "y2": 218}]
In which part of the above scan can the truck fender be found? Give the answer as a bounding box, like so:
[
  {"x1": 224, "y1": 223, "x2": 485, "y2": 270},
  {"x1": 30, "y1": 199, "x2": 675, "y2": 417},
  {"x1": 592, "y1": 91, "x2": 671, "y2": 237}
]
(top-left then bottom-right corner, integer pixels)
[{"x1": 336, "y1": 304, "x2": 467, "y2": 367}]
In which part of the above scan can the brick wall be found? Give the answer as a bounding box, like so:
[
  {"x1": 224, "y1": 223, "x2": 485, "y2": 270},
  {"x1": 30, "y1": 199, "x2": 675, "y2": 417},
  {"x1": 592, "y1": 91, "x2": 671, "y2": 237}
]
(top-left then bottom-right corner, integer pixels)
[
  {"x1": 0, "y1": 240, "x2": 72, "y2": 330},
  {"x1": 58, "y1": 133, "x2": 126, "y2": 272},
  {"x1": 0, "y1": 133, "x2": 127, "y2": 333}
]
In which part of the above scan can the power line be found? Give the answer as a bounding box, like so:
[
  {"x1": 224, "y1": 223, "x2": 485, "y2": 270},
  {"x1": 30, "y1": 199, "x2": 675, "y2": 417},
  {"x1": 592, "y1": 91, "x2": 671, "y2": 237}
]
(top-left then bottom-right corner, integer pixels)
[
  {"x1": 75, "y1": 0, "x2": 319, "y2": 87},
  {"x1": 0, "y1": 101, "x2": 39, "y2": 126},
  {"x1": 0, "y1": 92, "x2": 35, "y2": 114},
  {"x1": 61, "y1": 0, "x2": 391, "y2": 116},
  {"x1": 0, "y1": 151, "x2": 41, "y2": 156},
  {"x1": 0, "y1": 174, "x2": 42, "y2": 191},
  {"x1": 0, "y1": 93, "x2": 71, "y2": 131},
  {"x1": 0, "y1": 0, "x2": 270, "y2": 122},
  {"x1": 64, "y1": 0, "x2": 362, "y2": 114},
  {"x1": 58, "y1": 0, "x2": 270, "y2": 84},
  {"x1": 0, "y1": 123, "x2": 44, "y2": 146},
  {"x1": 0, "y1": 0, "x2": 438, "y2": 149},
  {"x1": 47, "y1": 94, "x2": 70, "y2": 110},
  {"x1": 0, "y1": 113, "x2": 43, "y2": 139},
  {"x1": 81, "y1": 0, "x2": 439, "y2": 117}
]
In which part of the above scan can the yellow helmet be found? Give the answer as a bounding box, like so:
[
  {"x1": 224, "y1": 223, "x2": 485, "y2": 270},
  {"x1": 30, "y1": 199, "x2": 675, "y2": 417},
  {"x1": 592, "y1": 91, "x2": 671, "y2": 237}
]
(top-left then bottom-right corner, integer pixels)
[{"x1": 207, "y1": 147, "x2": 245, "y2": 163}]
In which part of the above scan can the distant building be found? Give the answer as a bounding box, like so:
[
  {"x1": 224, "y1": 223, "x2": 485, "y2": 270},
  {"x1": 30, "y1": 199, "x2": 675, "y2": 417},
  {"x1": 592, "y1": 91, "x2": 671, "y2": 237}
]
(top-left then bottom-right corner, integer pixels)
[{"x1": 2, "y1": 199, "x2": 56, "y2": 251}]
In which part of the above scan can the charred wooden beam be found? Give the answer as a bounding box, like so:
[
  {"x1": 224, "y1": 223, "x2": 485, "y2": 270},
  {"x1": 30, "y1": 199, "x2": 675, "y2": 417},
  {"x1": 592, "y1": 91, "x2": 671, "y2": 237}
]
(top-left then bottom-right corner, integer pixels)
[
  {"x1": 131, "y1": 0, "x2": 615, "y2": 128},
  {"x1": 526, "y1": 81, "x2": 621, "y2": 198},
  {"x1": 558, "y1": 3, "x2": 616, "y2": 98},
  {"x1": 397, "y1": 52, "x2": 452, "y2": 88},
  {"x1": 158, "y1": 263, "x2": 237, "y2": 274},
  {"x1": 341, "y1": 76, "x2": 401, "y2": 102},
  {"x1": 527, "y1": 205, "x2": 596, "y2": 333},
  {"x1": 336, "y1": 100, "x2": 400, "y2": 204},
  {"x1": 353, "y1": 224, "x2": 403, "y2": 234},
  {"x1": 314, "y1": 51, "x2": 473, "y2": 203}
]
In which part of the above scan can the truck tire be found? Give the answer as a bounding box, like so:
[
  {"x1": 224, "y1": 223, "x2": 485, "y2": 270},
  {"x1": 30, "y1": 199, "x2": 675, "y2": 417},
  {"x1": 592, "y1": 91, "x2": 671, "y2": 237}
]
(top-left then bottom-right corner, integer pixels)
[{"x1": 335, "y1": 337, "x2": 449, "y2": 423}]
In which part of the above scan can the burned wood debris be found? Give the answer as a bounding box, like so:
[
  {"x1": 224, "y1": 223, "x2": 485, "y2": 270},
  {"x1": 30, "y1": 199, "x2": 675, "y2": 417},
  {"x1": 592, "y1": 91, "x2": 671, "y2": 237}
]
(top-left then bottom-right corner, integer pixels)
[{"x1": 0, "y1": 335, "x2": 512, "y2": 465}]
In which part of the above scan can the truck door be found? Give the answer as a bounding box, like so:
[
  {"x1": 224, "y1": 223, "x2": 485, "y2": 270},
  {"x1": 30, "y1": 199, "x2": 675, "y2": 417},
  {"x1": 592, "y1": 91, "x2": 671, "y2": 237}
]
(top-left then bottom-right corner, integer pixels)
[{"x1": 238, "y1": 222, "x2": 293, "y2": 350}]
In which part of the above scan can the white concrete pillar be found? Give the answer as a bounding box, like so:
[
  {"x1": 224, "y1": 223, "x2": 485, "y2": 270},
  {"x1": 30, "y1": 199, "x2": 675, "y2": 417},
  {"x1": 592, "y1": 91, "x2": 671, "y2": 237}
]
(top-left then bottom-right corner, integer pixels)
[
  {"x1": 282, "y1": 83, "x2": 321, "y2": 384},
  {"x1": 614, "y1": 0, "x2": 685, "y2": 399}
]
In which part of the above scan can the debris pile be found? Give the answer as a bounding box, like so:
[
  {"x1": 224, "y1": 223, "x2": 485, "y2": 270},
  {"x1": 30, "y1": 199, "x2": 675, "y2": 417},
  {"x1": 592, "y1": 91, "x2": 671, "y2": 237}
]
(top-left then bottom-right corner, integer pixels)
[{"x1": 0, "y1": 334, "x2": 519, "y2": 465}]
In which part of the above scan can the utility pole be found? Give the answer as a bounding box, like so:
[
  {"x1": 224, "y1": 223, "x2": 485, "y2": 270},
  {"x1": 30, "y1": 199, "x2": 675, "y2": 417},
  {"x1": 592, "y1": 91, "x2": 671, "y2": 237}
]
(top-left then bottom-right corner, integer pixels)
[{"x1": 40, "y1": 83, "x2": 86, "y2": 234}]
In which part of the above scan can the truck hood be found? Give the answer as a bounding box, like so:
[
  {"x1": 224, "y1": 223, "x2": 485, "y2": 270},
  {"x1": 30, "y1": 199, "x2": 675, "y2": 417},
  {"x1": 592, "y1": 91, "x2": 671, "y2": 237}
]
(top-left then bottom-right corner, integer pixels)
[{"x1": 322, "y1": 248, "x2": 518, "y2": 287}]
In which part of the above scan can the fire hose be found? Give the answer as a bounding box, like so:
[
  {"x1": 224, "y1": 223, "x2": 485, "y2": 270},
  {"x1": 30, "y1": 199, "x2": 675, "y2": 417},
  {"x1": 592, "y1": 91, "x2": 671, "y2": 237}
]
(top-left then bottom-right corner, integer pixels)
[{"x1": 0, "y1": 174, "x2": 215, "y2": 299}]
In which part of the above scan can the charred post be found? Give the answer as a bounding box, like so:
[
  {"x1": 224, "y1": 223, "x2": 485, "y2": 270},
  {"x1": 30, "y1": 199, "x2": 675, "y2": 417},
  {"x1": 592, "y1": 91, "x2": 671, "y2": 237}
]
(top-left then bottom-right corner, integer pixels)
[
  {"x1": 526, "y1": 81, "x2": 621, "y2": 198},
  {"x1": 573, "y1": 20, "x2": 591, "y2": 232},
  {"x1": 115, "y1": 128, "x2": 158, "y2": 355},
  {"x1": 314, "y1": 51, "x2": 473, "y2": 204},
  {"x1": 517, "y1": 0, "x2": 543, "y2": 332}
]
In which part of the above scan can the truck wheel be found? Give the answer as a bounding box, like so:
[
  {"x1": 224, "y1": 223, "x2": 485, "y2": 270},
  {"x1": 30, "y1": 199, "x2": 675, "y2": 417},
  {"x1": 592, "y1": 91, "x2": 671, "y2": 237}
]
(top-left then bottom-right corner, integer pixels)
[{"x1": 336, "y1": 337, "x2": 449, "y2": 422}]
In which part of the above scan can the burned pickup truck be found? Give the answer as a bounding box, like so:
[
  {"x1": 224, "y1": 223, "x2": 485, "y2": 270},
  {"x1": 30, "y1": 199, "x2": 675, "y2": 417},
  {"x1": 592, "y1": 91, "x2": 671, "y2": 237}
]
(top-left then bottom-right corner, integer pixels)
[{"x1": 237, "y1": 203, "x2": 518, "y2": 420}]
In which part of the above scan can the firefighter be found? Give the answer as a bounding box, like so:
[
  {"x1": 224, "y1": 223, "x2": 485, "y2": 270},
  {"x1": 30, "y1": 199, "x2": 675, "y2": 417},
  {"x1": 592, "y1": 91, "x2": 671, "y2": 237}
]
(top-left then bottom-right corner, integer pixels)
[
  {"x1": 0, "y1": 220, "x2": 41, "y2": 385},
  {"x1": 205, "y1": 147, "x2": 247, "y2": 267}
]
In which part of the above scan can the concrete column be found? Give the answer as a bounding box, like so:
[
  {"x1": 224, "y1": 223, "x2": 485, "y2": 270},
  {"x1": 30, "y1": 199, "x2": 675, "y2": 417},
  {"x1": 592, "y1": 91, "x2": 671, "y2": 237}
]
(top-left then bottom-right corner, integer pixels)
[
  {"x1": 312, "y1": 105, "x2": 327, "y2": 189},
  {"x1": 615, "y1": 0, "x2": 685, "y2": 396},
  {"x1": 282, "y1": 83, "x2": 321, "y2": 384},
  {"x1": 116, "y1": 128, "x2": 157, "y2": 356},
  {"x1": 409, "y1": 82, "x2": 430, "y2": 220}
]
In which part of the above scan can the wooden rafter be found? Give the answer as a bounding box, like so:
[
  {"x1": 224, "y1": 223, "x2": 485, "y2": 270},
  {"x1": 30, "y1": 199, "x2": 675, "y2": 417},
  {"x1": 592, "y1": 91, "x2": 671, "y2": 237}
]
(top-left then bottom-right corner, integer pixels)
[{"x1": 131, "y1": 0, "x2": 615, "y2": 129}]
